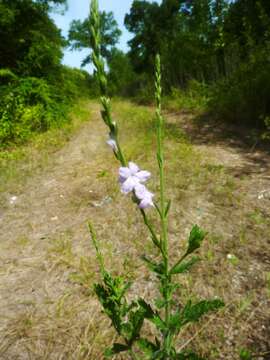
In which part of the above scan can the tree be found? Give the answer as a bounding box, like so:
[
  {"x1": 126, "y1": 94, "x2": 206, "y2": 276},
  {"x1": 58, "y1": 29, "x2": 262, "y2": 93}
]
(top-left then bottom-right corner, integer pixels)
[
  {"x1": 0, "y1": 0, "x2": 65, "y2": 77},
  {"x1": 68, "y1": 11, "x2": 121, "y2": 67},
  {"x1": 107, "y1": 49, "x2": 135, "y2": 96},
  {"x1": 124, "y1": 1, "x2": 163, "y2": 73}
]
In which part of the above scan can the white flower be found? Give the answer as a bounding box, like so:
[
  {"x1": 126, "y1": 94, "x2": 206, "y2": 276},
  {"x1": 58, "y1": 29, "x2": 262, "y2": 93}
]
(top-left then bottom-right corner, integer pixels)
[
  {"x1": 119, "y1": 162, "x2": 151, "y2": 194},
  {"x1": 134, "y1": 183, "x2": 154, "y2": 209}
]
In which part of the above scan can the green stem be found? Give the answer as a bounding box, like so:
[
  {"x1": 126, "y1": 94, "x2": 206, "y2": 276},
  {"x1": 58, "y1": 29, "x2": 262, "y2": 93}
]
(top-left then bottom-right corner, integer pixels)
[
  {"x1": 114, "y1": 130, "x2": 126, "y2": 166},
  {"x1": 155, "y1": 55, "x2": 170, "y2": 356}
]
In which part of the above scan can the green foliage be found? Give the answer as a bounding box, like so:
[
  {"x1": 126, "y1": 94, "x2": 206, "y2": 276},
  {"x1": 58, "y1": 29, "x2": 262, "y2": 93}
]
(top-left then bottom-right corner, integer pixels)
[
  {"x1": 0, "y1": 0, "x2": 93, "y2": 147},
  {"x1": 107, "y1": 49, "x2": 136, "y2": 96},
  {"x1": 208, "y1": 46, "x2": 270, "y2": 127},
  {"x1": 0, "y1": 0, "x2": 65, "y2": 77},
  {"x1": 0, "y1": 67, "x2": 91, "y2": 146},
  {"x1": 170, "y1": 257, "x2": 200, "y2": 276},
  {"x1": 187, "y1": 225, "x2": 206, "y2": 255},
  {"x1": 239, "y1": 348, "x2": 252, "y2": 360},
  {"x1": 124, "y1": 0, "x2": 270, "y2": 128},
  {"x1": 180, "y1": 299, "x2": 224, "y2": 327},
  {"x1": 164, "y1": 81, "x2": 209, "y2": 112}
]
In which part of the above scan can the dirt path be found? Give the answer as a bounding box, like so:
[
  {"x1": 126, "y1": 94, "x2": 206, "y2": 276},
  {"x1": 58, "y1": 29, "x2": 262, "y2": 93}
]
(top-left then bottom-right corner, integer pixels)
[
  {"x1": 0, "y1": 102, "x2": 269, "y2": 359},
  {"x1": 0, "y1": 105, "x2": 115, "y2": 358},
  {"x1": 166, "y1": 110, "x2": 270, "y2": 214}
]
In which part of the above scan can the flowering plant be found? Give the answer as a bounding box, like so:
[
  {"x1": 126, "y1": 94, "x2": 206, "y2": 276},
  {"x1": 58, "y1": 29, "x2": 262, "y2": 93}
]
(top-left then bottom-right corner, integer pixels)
[{"x1": 88, "y1": 1, "x2": 224, "y2": 359}]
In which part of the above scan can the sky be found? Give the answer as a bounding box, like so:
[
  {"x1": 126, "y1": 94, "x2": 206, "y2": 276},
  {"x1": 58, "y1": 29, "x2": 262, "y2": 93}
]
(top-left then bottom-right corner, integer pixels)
[{"x1": 51, "y1": 0, "x2": 161, "y2": 72}]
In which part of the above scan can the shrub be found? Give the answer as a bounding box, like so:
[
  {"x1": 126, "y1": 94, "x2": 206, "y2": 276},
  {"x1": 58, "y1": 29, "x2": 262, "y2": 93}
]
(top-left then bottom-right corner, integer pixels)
[
  {"x1": 164, "y1": 80, "x2": 209, "y2": 112},
  {"x1": 0, "y1": 66, "x2": 91, "y2": 146},
  {"x1": 208, "y1": 47, "x2": 270, "y2": 128}
]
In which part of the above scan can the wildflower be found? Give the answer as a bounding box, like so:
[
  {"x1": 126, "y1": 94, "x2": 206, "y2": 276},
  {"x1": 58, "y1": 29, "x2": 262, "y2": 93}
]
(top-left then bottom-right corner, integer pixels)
[
  {"x1": 119, "y1": 162, "x2": 151, "y2": 194},
  {"x1": 135, "y1": 183, "x2": 154, "y2": 209},
  {"x1": 106, "y1": 138, "x2": 117, "y2": 151}
]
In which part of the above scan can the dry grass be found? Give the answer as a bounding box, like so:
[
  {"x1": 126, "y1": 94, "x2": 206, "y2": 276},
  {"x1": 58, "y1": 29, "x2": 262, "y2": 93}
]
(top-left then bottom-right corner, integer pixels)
[{"x1": 0, "y1": 99, "x2": 269, "y2": 359}]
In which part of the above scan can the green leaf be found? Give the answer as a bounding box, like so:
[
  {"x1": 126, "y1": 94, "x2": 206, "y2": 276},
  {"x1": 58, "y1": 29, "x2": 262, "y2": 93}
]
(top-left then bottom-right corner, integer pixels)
[
  {"x1": 137, "y1": 338, "x2": 158, "y2": 356},
  {"x1": 168, "y1": 311, "x2": 181, "y2": 333},
  {"x1": 165, "y1": 200, "x2": 171, "y2": 217},
  {"x1": 104, "y1": 343, "x2": 130, "y2": 357},
  {"x1": 93, "y1": 271, "x2": 133, "y2": 335},
  {"x1": 128, "y1": 308, "x2": 146, "y2": 342},
  {"x1": 142, "y1": 256, "x2": 165, "y2": 275},
  {"x1": 157, "y1": 153, "x2": 163, "y2": 167},
  {"x1": 138, "y1": 299, "x2": 155, "y2": 319},
  {"x1": 150, "y1": 315, "x2": 167, "y2": 331},
  {"x1": 186, "y1": 225, "x2": 206, "y2": 255},
  {"x1": 170, "y1": 256, "x2": 200, "y2": 275},
  {"x1": 180, "y1": 299, "x2": 224, "y2": 326},
  {"x1": 239, "y1": 348, "x2": 252, "y2": 360}
]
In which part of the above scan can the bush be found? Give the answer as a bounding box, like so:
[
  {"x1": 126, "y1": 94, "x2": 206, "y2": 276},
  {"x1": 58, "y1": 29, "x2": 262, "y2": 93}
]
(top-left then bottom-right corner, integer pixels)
[
  {"x1": 0, "y1": 66, "x2": 92, "y2": 146},
  {"x1": 208, "y1": 48, "x2": 270, "y2": 128},
  {"x1": 0, "y1": 76, "x2": 61, "y2": 145},
  {"x1": 164, "y1": 80, "x2": 209, "y2": 112}
]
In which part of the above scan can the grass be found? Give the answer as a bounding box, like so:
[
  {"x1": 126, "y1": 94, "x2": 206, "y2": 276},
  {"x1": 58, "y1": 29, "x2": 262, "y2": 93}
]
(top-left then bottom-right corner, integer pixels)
[{"x1": 0, "y1": 99, "x2": 269, "y2": 359}]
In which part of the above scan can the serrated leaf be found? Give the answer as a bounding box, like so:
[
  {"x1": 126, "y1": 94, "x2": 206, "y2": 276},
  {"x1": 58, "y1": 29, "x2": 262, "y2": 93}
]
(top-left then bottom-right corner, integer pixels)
[
  {"x1": 186, "y1": 225, "x2": 206, "y2": 255},
  {"x1": 137, "y1": 338, "x2": 158, "y2": 356},
  {"x1": 150, "y1": 315, "x2": 167, "y2": 331},
  {"x1": 93, "y1": 272, "x2": 132, "y2": 335},
  {"x1": 168, "y1": 311, "x2": 181, "y2": 333},
  {"x1": 142, "y1": 256, "x2": 165, "y2": 275},
  {"x1": 180, "y1": 299, "x2": 224, "y2": 326},
  {"x1": 170, "y1": 256, "x2": 200, "y2": 275},
  {"x1": 138, "y1": 299, "x2": 155, "y2": 319},
  {"x1": 104, "y1": 343, "x2": 129, "y2": 357},
  {"x1": 128, "y1": 308, "x2": 146, "y2": 342}
]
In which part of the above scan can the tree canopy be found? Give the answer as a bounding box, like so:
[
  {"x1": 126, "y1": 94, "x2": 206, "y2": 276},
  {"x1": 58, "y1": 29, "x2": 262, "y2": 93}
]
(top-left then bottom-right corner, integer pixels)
[
  {"x1": 68, "y1": 10, "x2": 121, "y2": 67},
  {"x1": 0, "y1": 0, "x2": 65, "y2": 77}
]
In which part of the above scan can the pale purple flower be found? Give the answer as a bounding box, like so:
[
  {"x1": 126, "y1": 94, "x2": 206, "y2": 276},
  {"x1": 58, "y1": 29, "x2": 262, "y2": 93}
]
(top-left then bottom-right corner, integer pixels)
[
  {"x1": 106, "y1": 138, "x2": 117, "y2": 151},
  {"x1": 135, "y1": 183, "x2": 154, "y2": 209},
  {"x1": 119, "y1": 162, "x2": 151, "y2": 194}
]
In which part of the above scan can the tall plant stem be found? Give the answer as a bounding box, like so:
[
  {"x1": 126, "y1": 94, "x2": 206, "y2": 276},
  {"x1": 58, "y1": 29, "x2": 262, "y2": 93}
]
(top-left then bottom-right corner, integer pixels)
[{"x1": 155, "y1": 55, "x2": 170, "y2": 355}]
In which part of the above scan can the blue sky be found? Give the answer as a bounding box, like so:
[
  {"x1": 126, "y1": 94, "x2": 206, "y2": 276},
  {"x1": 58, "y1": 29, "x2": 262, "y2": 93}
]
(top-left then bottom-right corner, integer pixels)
[{"x1": 51, "y1": 0, "x2": 161, "y2": 72}]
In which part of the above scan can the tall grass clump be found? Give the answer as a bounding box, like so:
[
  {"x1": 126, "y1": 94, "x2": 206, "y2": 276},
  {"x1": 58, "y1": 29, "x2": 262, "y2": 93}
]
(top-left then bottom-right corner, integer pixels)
[{"x1": 88, "y1": 1, "x2": 224, "y2": 358}]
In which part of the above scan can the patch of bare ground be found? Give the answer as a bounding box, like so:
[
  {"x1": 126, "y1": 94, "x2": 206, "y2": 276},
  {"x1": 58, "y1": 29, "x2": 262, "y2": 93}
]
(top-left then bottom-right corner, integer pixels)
[{"x1": 0, "y1": 101, "x2": 269, "y2": 359}]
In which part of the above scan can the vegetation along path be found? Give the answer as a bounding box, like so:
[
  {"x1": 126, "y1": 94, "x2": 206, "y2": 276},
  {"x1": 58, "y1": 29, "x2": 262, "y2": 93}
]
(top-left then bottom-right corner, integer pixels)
[{"x1": 0, "y1": 100, "x2": 269, "y2": 359}]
